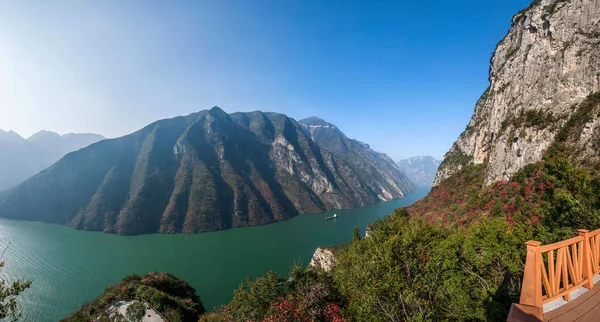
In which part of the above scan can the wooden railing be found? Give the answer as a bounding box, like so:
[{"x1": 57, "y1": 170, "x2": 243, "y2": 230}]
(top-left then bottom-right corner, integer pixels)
[{"x1": 518, "y1": 229, "x2": 600, "y2": 309}]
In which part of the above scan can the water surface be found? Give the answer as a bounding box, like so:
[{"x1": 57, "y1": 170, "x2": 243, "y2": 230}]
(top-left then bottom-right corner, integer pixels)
[{"x1": 0, "y1": 186, "x2": 430, "y2": 321}]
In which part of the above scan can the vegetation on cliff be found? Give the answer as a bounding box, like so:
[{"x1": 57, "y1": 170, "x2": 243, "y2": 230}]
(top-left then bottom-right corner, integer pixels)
[
  {"x1": 200, "y1": 91, "x2": 600, "y2": 321},
  {"x1": 200, "y1": 143, "x2": 598, "y2": 321},
  {"x1": 63, "y1": 272, "x2": 205, "y2": 322},
  {"x1": 200, "y1": 267, "x2": 346, "y2": 322}
]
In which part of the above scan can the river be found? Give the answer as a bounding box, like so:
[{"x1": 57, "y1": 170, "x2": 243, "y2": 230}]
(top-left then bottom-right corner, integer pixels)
[{"x1": 0, "y1": 186, "x2": 430, "y2": 321}]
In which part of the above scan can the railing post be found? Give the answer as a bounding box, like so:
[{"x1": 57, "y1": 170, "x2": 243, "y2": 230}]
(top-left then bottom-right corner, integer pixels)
[
  {"x1": 579, "y1": 229, "x2": 594, "y2": 289},
  {"x1": 520, "y1": 240, "x2": 542, "y2": 308}
]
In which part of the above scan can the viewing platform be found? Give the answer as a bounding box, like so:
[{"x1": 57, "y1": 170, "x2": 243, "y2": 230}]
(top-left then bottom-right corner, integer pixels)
[{"x1": 508, "y1": 229, "x2": 600, "y2": 322}]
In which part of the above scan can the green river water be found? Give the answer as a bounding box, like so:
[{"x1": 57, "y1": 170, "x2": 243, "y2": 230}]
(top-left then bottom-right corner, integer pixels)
[{"x1": 0, "y1": 186, "x2": 430, "y2": 321}]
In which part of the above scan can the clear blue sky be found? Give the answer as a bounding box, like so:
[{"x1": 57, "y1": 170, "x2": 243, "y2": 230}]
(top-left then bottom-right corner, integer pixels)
[{"x1": 0, "y1": 0, "x2": 530, "y2": 160}]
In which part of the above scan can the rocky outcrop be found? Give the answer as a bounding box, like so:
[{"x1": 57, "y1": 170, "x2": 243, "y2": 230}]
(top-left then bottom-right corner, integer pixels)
[
  {"x1": 309, "y1": 247, "x2": 337, "y2": 271},
  {"x1": 435, "y1": 0, "x2": 600, "y2": 185},
  {"x1": 0, "y1": 108, "x2": 414, "y2": 235}
]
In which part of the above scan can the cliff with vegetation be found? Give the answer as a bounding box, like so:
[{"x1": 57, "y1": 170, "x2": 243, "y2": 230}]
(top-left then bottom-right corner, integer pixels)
[
  {"x1": 63, "y1": 272, "x2": 205, "y2": 322},
  {"x1": 0, "y1": 108, "x2": 413, "y2": 235},
  {"x1": 435, "y1": 0, "x2": 600, "y2": 185}
]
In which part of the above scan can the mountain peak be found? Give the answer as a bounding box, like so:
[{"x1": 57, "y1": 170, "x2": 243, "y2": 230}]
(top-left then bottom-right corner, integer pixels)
[
  {"x1": 299, "y1": 117, "x2": 335, "y2": 127},
  {"x1": 209, "y1": 106, "x2": 225, "y2": 113},
  {"x1": 28, "y1": 130, "x2": 61, "y2": 141},
  {"x1": 0, "y1": 129, "x2": 25, "y2": 142},
  {"x1": 206, "y1": 106, "x2": 230, "y2": 119}
]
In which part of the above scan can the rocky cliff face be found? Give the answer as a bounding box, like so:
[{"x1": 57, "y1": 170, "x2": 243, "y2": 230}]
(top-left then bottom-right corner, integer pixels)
[
  {"x1": 435, "y1": 0, "x2": 600, "y2": 185},
  {"x1": 0, "y1": 108, "x2": 414, "y2": 235},
  {"x1": 309, "y1": 247, "x2": 337, "y2": 271},
  {"x1": 300, "y1": 117, "x2": 414, "y2": 201}
]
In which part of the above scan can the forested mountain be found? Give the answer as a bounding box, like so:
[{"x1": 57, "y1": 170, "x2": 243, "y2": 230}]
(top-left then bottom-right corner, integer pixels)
[
  {"x1": 0, "y1": 107, "x2": 414, "y2": 235},
  {"x1": 0, "y1": 129, "x2": 104, "y2": 191},
  {"x1": 397, "y1": 156, "x2": 441, "y2": 186}
]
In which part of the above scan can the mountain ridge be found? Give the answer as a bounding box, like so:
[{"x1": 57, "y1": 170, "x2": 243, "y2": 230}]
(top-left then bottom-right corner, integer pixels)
[
  {"x1": 0, "y1": 108, "x2": 414, "y2": 235},
  {"x1": 0, "y1": 129, "x2": 105, "y2": 191},
  {"x1": 397, "y1": 156, "x2": 441, "y2": 186}
]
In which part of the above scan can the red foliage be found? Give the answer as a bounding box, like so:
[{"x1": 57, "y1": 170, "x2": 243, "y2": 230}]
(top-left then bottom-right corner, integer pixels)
[
  {"x1": 262, "y1": 297, "x2": 347, "y2": 322},
  {"x1": 324, "y1": 303, "x2": 347, "y2": 322},
  {"x1": 263, "y1": 297, "x2": 305, "y2": 322},
  {"x1": 506, "y1": 217, "x2": 515, "y2": 226},
  {"x1": 530, "y1": 215, "x2": 540, "y2": 225},
  {"x1": 406, "y1": 163, "x2": 552, "y2": 229}
]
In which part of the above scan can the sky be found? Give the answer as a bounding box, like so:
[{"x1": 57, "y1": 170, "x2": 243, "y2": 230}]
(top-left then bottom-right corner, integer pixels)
[{"x1": 0, "y1": 0, "x2": 530, "y2": 161}]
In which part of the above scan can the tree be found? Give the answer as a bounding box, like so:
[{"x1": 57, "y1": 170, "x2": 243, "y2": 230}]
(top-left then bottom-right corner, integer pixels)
[
  {"x1": 227, "y1": 271, "x2": 287, "y2": 321},
  {"x1": 0, "y1": 245, "x2": 32, "y2": 322},
  {"x1": 350, "y1": 226, "x2": 361, "y2": 241},
  {"x1": 112, "y1": 311, "x2": 126, "y2": 322},
  {"x1": 125, "y1": 301, "x2": 146, "y2": 322}
]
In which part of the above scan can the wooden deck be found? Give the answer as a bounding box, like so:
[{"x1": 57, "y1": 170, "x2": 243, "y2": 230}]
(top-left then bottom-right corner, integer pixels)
[
  {"x1": 508, "y1": 284, "x2": 600, "y2": 322},
  {"x1": 544, "y1": 286, "x2": 600, "y2": 322}
]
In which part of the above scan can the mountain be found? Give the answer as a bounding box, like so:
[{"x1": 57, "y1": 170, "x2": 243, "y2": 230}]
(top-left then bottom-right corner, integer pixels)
[
  {"x1": 0, "y1": 130, "x2": 37, "y2": 192},
  {"x1": 0, "y1": 130, "x2": 105, "y2": 191},
  {"x1": 435, "y1": 0, "x2": 600, "y2": 185},
  {"x1": 396, "y1": 156, "x2": 441, "y2": 186},
  {"x1": 299, "y1": 116, "x2": 414, "y2": 200},
  {"x1": 0, "y1": 108, "x2": 415, "y2": 235}
]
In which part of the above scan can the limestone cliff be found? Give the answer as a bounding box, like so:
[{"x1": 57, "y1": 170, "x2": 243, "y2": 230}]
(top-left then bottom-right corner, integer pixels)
[
  {"x1": 309, "y1": 246, "x2": 337, "y2": 271},
  {"x1": 435, "y1": 0, "x2": 600, "y2": 185}
]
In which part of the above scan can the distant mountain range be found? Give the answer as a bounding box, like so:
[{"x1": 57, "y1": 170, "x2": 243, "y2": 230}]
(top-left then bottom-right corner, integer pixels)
[
  {"x1": 0, "y1": 130, "x2": 105, "y2": 191},
  {"x1": 0, "y1": 108, "x2": 414, "y2": 235},
  {"x1": 300, "y1": 117, "x2": 413, "y2": 201},
  {"x1": 396, "y1": 156, "x2": 441, "y2": 187}
]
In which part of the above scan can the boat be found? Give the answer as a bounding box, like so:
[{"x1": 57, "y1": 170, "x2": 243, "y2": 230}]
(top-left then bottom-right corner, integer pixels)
[{"x1": 325, "y1": 214, "x2": 338, "y2": 220}]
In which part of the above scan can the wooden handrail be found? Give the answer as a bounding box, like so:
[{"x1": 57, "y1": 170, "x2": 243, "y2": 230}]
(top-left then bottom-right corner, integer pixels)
[
  {"x1": 587, "y1": 229, "x2": 600, "y2": 276},
  {"x1": 518, "y1": 228, "x2": 600, "y2": 310},
  {"x1": 539, "y1": 235, "x2": 583, "y2": 253}
]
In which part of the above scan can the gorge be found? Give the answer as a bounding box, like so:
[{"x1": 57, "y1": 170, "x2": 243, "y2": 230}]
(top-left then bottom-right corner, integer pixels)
[
  {"x1": 0, "y1": 187, "x2": 429, "y2": 321},
  {"x1": 0, "y1": 108, "x2": 414, "y2": 235}
]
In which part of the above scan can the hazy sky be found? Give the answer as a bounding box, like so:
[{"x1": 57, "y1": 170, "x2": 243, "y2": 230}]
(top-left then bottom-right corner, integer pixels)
[{"x1": 0, "y1": 0, "x2": 529, "y2": 160}]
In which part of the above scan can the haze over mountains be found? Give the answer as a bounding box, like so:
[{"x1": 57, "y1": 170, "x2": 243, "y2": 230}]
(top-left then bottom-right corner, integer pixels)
[
  {"x1": 0, "y1": 130, "x2": 105, "y2": 191},
  {"x1": 0, "y1": 108, "x2": 414, "y2": 235},
  {"x1": 396, "y1": 156, "x2": 441, "y2": 186}
]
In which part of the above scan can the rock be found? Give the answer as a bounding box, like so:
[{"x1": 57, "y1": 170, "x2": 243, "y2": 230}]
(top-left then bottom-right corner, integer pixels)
[
  {"x1": 309, "y1": 247, "x2": 337, "y2": 271},
  {"x1": 436, "y1": 0, "x2": 600, "y2": 185}
]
